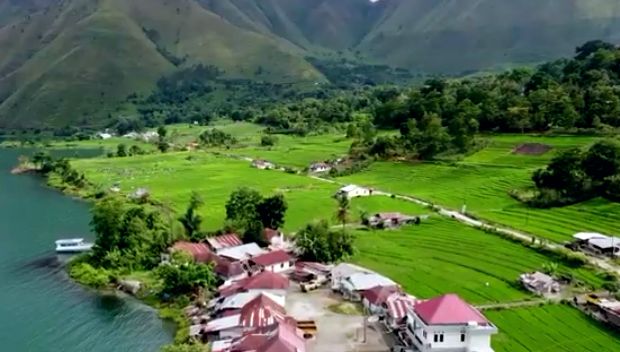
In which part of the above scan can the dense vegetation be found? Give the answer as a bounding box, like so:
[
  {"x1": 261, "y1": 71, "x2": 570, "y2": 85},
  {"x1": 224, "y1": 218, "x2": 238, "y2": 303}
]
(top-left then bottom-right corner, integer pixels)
[{"x1": 528, "y1": 139, "x2": 620, "y2": 207}]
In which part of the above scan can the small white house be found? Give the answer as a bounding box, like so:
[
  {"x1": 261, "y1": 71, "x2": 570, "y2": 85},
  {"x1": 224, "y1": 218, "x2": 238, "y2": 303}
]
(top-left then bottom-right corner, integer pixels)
[
  {"x1": 330, "y1": 263, "x2": 372, "y2": 291},
  {"x1": 95, "y1": 132, "x2": 113, "y2": 140},
  {"x1": 336, "y1": 184, "x2": 371, "y2": 199},
  {"x1": 340, "y1": 272, "x2": 397, "y2": 301},
  {"x1": 309, "y1": 162, "x2": 332, "y2": 173},
  {"x1": 248, "y1": 250, "x2": 293, "y2": 273},
  {"x1": 405, "y1": 294, "x2": 497, "y2": 352}
]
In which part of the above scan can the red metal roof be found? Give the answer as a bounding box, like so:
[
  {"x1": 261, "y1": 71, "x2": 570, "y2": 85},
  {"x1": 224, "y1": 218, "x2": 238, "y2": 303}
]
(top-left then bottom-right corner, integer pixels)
[
  {"x1": 172, "y1": 241, "x2": 214, "y2": 263},
  {"x1": 207, "y1": 234, "x2": 243, "y2": 250},
  {"x1": 386, "y1": 294, "x2": 416, "y2": 321},
  {"x1": 414, "y1": 294, "x2": 489, "y2": 325},
  {"x1": 219, "y1": 271, "x2": 290, "y2": 296},
  {"x1": 214, "y1": 258, "x2": 246, "y2": 279},
  {"x1": 361, "y1": 285, "x2": 401, "y2": 306},
  {"x1": 250, "y1": 250, "x2": 291, "y2": 267},
  {"x1": 239, "y1": 294, "x2": 286, "y2": 328},
  {"x1": 231, "y1": 322, "x2": 305, "y2": 352}
]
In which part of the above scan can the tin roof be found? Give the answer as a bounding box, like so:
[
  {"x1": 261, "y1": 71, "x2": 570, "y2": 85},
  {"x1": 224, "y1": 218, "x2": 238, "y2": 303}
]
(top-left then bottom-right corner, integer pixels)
[
  {"x1": 414, "y1": 294, "x2": 490, "y2": 326},
  {"x1": 207, "y1": 234, "x2": 243, "y2": 251}
]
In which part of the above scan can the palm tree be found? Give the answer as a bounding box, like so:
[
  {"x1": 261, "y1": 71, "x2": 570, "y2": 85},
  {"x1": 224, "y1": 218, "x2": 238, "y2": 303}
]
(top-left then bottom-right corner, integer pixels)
[
  {"x1": 335, "y1": 194, "x2": 350, "y2": 232},
  {"x1": 179, "y1": 191, "x2": 204, "y2": 240}
]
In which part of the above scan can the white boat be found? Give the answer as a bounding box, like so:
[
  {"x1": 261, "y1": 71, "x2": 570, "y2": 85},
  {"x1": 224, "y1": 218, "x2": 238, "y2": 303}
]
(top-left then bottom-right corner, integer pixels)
[{"x1": 55, "y1": 238, "x2": 94, "y2": 253}]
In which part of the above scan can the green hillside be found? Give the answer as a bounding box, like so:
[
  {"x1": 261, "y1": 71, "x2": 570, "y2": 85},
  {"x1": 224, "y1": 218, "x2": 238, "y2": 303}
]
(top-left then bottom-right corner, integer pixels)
[{"x1": 3, "y1": 0, "x2": 620, "y2": 128}]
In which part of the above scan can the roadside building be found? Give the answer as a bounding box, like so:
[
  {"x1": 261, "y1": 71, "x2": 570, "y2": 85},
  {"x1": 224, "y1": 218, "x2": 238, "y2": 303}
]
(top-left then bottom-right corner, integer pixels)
[
  {"x1": 292, "y1": 262, "x2": 332, "y2": 283},
  {"x1": 252, "y1": 159, "x2": 275, "y2": 170},
  {"x1": 309, "y1": 162, "x2": 332, "y2": 173},
  {"x1": 368, "y1": 212, "x2": 418, "y2": 228},
  {"x1": 519, "y1": 272, "x2": 560, "y2": 296},
  {"x1": 404, "y1": 294, "x2": 497, "y2": 352},
  {"x1": 171, "y1": 241, "x2": 215, "y2": 263},
  {"x1": 330, "y1": 263, "x2": 373, "y2": 291},
  {"x1": 340, "y1": 272, "x2": 397, "y2": 301},
  {"x1": 335, "y1": 184, "x2": 371, "y2": 199},
  {"x1": 207, "y1": 234, "x2": 244, "y2": 252},
  {"x1": 361, "y1": 285, "x2": 401, "y2": 315},
  {"x1": 600, "y1": 299, "x2": 620, "y2": 329},
  {"x1": 572, "y1": 232, "x2": 620, "y2": 256}
]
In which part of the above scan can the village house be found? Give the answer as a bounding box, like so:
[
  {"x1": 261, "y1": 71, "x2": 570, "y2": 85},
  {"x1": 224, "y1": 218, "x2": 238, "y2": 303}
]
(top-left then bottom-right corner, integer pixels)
[
  {"x1": 599, "y1": 299, "x2": 620, "y2": 329},
  {"x1": 330, "y1": 263, "x2": 373, "y2": 291},
  {"x1": 361, "y1": 285, "x2": 401, "y2": 315},
  {"x1": 211, "y1": 319, "x2": 307, "y2": 352},
  {"x1": 218, "y1": 270, "x2": 290, "y2": 298},
  {"x1": 218, "y1": 243, "x2": 266, "y2": 261},
  {"x1": 367, "y1": 212, "x2": 419, "y2": 228},
  {"x1": 204, "y1": 293, "x2": 288, "y2": 341},
  {"x1": 264, "y1": 228, "x2": 294, "y2": 251},
  {"x1": 340, "y1": 272, "x2": 397, "y2": 301},
  {"x1": 385, "y1": 294, "x2": 417, "y2": 330},
  {"x1": 249, "y1": 250, "x2": 293, "y2": 273},
  {"x1": 95, "y1": 132, "x2": 113, "y2": 140},
  {"x1": 252, "y1": 159, "x2": 275, "y2": 170},
  {"x1": 309, "y1": 162, "x2": 332, "y2": 173},
  {"x1": 404, "y1": 294, "x2": 497, "y2": 352},
  {"x1": 519, "y1": 272, "x2": 560, "y2": 296},
  {"x1": 207, "y1": 234, "x2": 244, "y2": 252},
  {"x1": 209, "y1": 291, "x2": 286, "y2": 318},
  {"x1": 292, "y1": 262, "x2": 332, "y2": 283},
  {"x1": 171, "y1": 241, "x2": 250, "y2": 283},
  {"x1": 572, "y1": 232, "x2": 620, "y2": 257},
  {"x1": 335, "y1": 184, "x2": 371, "y2": 199}
]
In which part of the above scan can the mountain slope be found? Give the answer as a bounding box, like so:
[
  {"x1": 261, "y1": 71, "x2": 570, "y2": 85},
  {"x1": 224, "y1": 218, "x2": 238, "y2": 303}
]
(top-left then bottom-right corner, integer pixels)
[{"x1": 0, "y1": 0, "x2": 323, "y2": 129}]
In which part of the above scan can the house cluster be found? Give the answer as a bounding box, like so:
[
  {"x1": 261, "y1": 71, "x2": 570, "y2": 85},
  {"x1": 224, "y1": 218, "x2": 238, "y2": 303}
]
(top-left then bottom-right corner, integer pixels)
[
  {"x1": 173, "y1": 232, "x2": 310, "y2": 352},
  {"x1": 123, "y1": 130, "x2": 159, "y2": 141},
  {"x1": 335, "y1": 184, "x2": 372, "y2": 199},
  {"x1": 173, "y1": 231, "x2": 293, "y2": 286},
  {"x1": 308, "y1": 162, "x2": 332, "y2": 174},
  {"x1": 519, "y1": 271, "x2": 561, "y2": 297},
  {"x1": 330, "y1": 263, "x2": 497, "y2": 352},
  {"x1": 571, "y1": 232, "x2": 620, "y2": 257}
]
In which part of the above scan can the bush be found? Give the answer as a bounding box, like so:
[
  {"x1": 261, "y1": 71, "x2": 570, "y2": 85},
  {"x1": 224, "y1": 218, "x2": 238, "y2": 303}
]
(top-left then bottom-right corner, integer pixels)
[
  {"x1": 260, "y1": 135, "x2": 278, "y2": 147},
  {"x1": 69, "y1": 262, "x2": 112, "y2": 288}
]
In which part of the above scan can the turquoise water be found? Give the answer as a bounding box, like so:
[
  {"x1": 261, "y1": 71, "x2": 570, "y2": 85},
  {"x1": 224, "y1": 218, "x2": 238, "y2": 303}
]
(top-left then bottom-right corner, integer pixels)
[{"x1": 0, "y1": 148, "x2": 173, "y2": 351}]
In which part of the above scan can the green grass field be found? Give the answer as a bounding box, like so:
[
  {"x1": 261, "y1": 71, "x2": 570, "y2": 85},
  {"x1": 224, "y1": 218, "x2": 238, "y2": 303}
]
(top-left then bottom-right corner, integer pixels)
[
  {"x1": 349, "y1": 197, "x2": 604, "y2": 304},
  {"x1": 70, "y1": 151, "x2": 340, "y2": 232},
  {"x1": 487, "y1": 304, "x2": 620, "y2": 352},
  {"x1": 340, "y1": 135, "x2": 620, "y2": 242}
]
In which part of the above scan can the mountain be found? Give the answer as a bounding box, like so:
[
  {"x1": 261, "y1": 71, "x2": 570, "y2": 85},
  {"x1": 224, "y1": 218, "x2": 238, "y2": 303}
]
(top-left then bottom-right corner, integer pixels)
[{"x1": 2, "y1": 0, "x2": 620, "y2": 129}]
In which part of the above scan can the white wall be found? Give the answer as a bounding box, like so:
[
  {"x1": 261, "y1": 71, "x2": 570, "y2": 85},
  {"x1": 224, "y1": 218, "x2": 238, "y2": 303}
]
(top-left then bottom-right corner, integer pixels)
[{"x1": 265, "y1": 261, "x2": 291, "y2": 273}]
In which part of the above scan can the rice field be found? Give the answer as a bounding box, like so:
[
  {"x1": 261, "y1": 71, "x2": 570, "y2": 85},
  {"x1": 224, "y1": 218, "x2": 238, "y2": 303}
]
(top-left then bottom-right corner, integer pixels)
[
  {"x1": 340, "y1": 134, "x2": 620, "y2": 242},
  {"x1": 350, "y1": 198, "x2": 604, "y2": 304},
  {"x1": 487, "y1": 304, "x2": 620, "y2": 352},
  {"x1": 70, "y1": 151, "x2": 341, "y2": 232}
]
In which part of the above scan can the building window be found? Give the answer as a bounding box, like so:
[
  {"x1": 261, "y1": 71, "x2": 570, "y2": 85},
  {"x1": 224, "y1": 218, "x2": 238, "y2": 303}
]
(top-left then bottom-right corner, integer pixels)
[
  {"x1": 433, "y1": 334, "x2": 438, "y2": 343},
  {"x1": 439, "y1": 334, "x2": 444, "y2": 342},
  {"x1": 280, "y1": 263, "x2": 285, "y2": 268},
  {"x1": 461, "y1": 333, "x2": 465, "y2": 342},
  {"x1": 423, "y1": 331, "x2": 427, "y2": 339}
]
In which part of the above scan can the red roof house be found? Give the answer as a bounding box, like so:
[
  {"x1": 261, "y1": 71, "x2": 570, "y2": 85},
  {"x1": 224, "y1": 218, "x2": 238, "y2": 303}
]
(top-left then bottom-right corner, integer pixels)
[
  {"x1": 172, "y1": 241, "x2": 214, "y2": 263},
  {"x1": 207, "y1": 234, "x2": 243, "y2": 251},
  {"x1": 361, "y1": 285, "x2": 401, "y2": 307},
  {"x1": 230, "y1": 321, "x2": 306, "y2": 352},
  {"x1": 414, "y1": 294, "x2": 490, "y2": 325},
  {"x1": 219, "y1": 270, "x2": 290, "y2": 297},
  {"x1": 239, "y1": 294, "x2": 287, "y2": 328}
]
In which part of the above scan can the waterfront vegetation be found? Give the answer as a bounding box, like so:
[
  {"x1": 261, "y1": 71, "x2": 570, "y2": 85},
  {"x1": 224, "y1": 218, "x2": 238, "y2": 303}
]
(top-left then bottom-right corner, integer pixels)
[{"x1": 486, "y1": 304, "x2": 620, "y2": 352}]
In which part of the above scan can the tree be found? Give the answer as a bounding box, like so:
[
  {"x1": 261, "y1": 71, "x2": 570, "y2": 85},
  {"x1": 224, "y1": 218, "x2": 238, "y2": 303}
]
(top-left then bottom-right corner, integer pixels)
[
  {"x1": 335, "y1": 194, "x2": 350, "y2": 231},
  {"x1": 129, "y1": 145, "x2": 144, "y2": 156},
  {"x1": 157, "y1": 125, "x2": 168, "y2": 139},
  {"x1": 582, "y1": 140, "x2": 620, "y2": 183},
  {"x1": 225, "y1": 187, "x2": 263, "y2": 225},
  {"x1": 243, "y1": 219, "x2": 267, "y2": 246},
  {"x1": 155, "y1": 251, "x2": 216, "y2": 296},
  {"x1": 116, "y1": 144, "x2": 128, "y2": 157},
  {"x1": 257, "y1": 194, "x2": 287, "y2": 229},
  {"x1": 294, "y1": 221, "x2": 354, "y2": 263},
  {"x1": 91, "y1": 197, "x2": 126, "y2": 262},
  {"x1": 260, "y1": 135, "x2": 278, "y2": 147},
  {"x1": 179, "y1": 191, "x2": 204, "y2": 241},
  {"x1": 542, "y1": 262, "x2": 559, "y2": 276}
]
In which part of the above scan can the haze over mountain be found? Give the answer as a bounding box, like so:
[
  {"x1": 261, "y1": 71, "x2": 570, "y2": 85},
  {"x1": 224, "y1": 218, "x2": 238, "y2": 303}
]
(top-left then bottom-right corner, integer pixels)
[{"x1": 1, "y1": 0, "x2": 620, "y2": 128}]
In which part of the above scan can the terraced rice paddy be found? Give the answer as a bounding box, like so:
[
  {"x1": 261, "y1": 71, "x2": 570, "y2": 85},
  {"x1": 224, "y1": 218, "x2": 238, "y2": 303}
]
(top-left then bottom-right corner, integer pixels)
[
  {"x1": 486, "y1": 304, "x2": 620, "y2": 352},
  {"x1": 351, "y1": 201, "x2": 604, "y2": 304},
  {"x1": 70, "y1": 152, "x2": 340, "y2": 231},
  {"x1": 340, "y1": 135, "x2": 620, "y2": 242}
]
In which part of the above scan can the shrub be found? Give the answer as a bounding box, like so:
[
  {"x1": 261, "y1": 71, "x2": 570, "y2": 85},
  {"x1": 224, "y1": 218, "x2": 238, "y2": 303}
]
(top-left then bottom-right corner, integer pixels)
[
  {"x1": 260, "y1": 135, "x2": 278, "y2": 147},
  {"x1": 69, "y1": 262, "x2": 111, "y2": 288}
]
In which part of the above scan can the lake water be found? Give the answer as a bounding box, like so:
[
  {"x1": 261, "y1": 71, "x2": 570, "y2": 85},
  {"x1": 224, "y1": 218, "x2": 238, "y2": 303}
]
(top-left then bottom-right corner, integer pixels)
[{"x1": 0, "y1": 148, "x2": 173, "y2": 351}]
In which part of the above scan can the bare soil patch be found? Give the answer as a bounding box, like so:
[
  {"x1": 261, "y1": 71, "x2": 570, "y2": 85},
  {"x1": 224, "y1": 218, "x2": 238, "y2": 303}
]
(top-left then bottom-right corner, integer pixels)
[{"x1": 512, "y1": 143, "x2": 552, "y2": 155}]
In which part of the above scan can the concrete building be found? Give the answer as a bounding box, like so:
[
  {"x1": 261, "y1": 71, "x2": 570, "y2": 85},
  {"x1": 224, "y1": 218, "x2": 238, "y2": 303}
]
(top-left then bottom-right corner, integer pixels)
[
  {"x1": 405, "y1": 294, "x2": 497, "y2": 352},
  {"x1": 519, "y1": 272, "x2": 560, "y2": 296},
  {"x1": 335, "y1": 184, "x2": 371, "y2": 199},
  {"x1": 249, "y1": 250, "x2": 293, "y2": 273}
]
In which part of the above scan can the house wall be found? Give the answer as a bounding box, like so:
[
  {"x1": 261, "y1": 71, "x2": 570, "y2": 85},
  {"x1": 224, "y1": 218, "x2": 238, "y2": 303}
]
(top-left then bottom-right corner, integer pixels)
[
  {"x1": 263, "y1": 261, "x2": 292, "y2": 273},
  {"x1": 405, "y1": 312, "x2": 496, "y2": 352},
  {"x1": 361, "y1": 298, "x2": 383, "y2": 315}
]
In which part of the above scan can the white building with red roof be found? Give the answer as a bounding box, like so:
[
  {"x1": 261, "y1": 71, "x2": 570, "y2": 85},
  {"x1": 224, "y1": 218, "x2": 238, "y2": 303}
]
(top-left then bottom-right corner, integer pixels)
[
  {"x1": 405, "y1": 294, "x2": 497, "y2": 352},
  {"x1": 249, "y1": 250, "x2": 293, "y2": 273}
]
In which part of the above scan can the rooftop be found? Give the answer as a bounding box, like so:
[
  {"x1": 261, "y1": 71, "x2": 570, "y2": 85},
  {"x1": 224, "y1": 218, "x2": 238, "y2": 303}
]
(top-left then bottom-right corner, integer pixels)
[
  {"x1": 361, "y1": 285, "x2": 401, "y2": 305},
  {"x1": 219, "y1": 271, "x2": 290, "y2": 296},
  {"x1": 251, "y1": 250, "x2": 292, "y2": 267},
  {"x1": 343, "y1": 272, "x2": 396, "y2": 291},
  {"x1": 239, "y1": 294, "x2": 287, "y2": 328},
  {"x1": 573, "y1": 232, "x2": 608, "y2": 241},
  {"x1": 207, "y1": 234, "x2": 243, "y2": 251},
  {"x1": 414, "y1": 294, "x2": 490, "y2": 326},
  {"x1": 172, "y1": 241, "x2": 214, "y2": 263},
  {"x1": 386, "y1": 294, "x2": 416, "y2": 320},
  {"x1": 218, "y1": 243, "x2": 266, "y2": 261}
]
